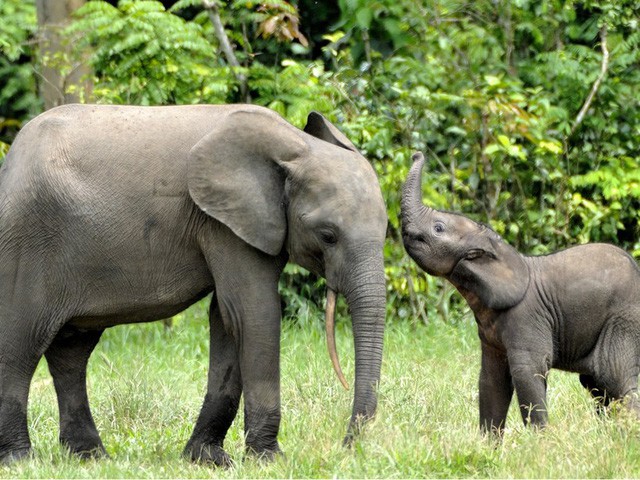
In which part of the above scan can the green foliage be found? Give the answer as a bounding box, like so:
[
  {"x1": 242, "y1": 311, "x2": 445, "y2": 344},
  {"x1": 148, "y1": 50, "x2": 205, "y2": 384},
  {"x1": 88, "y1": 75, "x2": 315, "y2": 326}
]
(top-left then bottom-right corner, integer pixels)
[
  {"x1": 569, "y1": 156, "x2": 640, "y2": 247},
  {"x1": 0, "y1": 140, "x2": 9, "y2": 163},
  {"x1": 67, "y1": 0, "x2": 232, "y2": 104},
  {"x1": 249, "y1": 59, "x2": 337, "y2": 126},
  {"x1": 323, "y1": 0, "x2": 640, "y2": 318},
  {"x1": 0, "y1": 0, "x2": 35, "y2": 61},
  {"x1": 66, "y1": 0, "x2": 329, "y2": 109},
  {"x1": 2, "y1": 0, "x2": 639, "y2": 325},
  {"x1": 0, "y1": 0, "x2": 40, "y2": 146}
]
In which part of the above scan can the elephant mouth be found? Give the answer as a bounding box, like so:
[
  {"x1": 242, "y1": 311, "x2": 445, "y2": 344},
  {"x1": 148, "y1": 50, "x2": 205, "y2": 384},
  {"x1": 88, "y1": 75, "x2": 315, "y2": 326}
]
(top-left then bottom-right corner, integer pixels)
[
  {"x1": 325, "y1": 287, "x2": 349, "y2": 390},
  {"x1": 420, "y1": 251, "x2": 454, "y2": 278}
]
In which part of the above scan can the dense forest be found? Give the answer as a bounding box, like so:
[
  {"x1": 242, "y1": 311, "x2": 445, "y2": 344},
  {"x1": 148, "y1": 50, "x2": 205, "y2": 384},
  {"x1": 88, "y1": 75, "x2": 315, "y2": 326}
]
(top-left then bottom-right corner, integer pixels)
[{"x1": 1, "y1": 0, "x2": 639, "y2": 323}]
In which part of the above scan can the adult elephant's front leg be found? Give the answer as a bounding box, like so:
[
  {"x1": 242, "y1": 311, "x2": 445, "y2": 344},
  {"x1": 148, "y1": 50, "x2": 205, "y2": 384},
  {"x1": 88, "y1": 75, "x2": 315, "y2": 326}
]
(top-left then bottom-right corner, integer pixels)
[
  {"x1": 192, "y1": 235, "x2": 286, "y2": 464},
  {"x1": 184, "y1": 300, "x2": 242, "y2": 467},
  {"x1": 240, "y1": 300, "x2": 280, "y2": 459},
  {"x1": 236, "y1": 283, "x2": 283, "y2": 458}
]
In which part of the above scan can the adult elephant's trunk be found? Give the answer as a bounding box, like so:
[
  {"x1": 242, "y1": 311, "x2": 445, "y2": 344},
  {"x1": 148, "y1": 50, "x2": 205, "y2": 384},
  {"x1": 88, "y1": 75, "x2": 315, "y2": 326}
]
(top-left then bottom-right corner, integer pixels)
[
  {"x1": 328, "y1": 247, "x2": 386, "y2": 441},
  {"x1": 401, "y1": 151, "x2": 430, "y2": 228}
]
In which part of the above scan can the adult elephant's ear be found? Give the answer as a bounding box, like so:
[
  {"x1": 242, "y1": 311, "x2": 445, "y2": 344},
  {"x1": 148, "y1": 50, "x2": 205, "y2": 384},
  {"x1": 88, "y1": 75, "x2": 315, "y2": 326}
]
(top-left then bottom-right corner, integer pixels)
[
  {"x1": 450, "y1": 235, "x2": 529, "y2": 310},
  {"x1": 304, "y1": 111, "x2": 358, "y2": 152},
  {"x1": 188, "y1": 107, "x2": 308, "y2": 256}
]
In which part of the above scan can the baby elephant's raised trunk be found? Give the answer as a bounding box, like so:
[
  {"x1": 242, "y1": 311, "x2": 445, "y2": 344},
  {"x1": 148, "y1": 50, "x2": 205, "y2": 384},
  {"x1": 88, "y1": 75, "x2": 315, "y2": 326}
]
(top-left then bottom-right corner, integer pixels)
[{"x1": 401, "y1": 152, "x2": 431, "y2": 230}]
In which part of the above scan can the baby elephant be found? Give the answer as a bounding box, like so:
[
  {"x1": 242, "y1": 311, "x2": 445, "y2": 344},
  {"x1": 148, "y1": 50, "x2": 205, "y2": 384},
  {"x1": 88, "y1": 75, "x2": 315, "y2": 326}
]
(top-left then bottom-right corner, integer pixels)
[{"x1": 401, "y1": 151, "x2": 640, "y2": 434}]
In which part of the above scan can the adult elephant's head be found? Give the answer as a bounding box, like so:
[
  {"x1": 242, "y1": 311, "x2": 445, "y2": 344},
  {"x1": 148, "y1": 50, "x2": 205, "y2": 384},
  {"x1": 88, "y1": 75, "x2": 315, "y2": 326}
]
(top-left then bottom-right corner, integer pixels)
[
  {"x1": 188, "y1": 106, "x2": 387, "y2": 437},
  {"x1": 401, "y1": 152, "x2": 528, "y2": 310}
]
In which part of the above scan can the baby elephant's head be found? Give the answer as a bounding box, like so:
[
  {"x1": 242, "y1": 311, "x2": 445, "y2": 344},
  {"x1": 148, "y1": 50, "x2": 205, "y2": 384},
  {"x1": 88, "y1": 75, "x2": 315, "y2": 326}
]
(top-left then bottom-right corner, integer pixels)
[{"x1": 400, "y1": 152, "x2": 529, "y2": 310}]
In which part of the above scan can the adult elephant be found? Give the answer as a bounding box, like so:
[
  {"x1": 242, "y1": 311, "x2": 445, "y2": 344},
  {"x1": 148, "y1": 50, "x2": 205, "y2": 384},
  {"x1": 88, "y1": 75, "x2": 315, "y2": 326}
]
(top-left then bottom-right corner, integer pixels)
[
  {"x1": 401, "y1": 151, "x2": 640, "y2": 434},
  {"x1": 0, "y1": 104, "x2": 387, "y2": 465}
]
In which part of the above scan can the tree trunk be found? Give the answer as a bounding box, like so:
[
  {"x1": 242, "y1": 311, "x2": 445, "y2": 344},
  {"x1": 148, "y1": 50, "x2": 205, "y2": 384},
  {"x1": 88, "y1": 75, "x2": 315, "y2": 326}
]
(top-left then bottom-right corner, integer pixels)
[
  {"x1": 36, "y1": 0, "x2": 91, "y2": 110},
  {"x1": 202, "y1": 0, "x2": 250, "y2": 102}
]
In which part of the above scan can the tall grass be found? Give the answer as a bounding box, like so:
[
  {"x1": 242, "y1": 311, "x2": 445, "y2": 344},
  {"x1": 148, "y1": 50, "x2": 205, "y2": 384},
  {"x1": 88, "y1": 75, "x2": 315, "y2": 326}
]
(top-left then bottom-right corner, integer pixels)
[{"x1": 4, "y1": 298, "x2": 640, "y2": 478}]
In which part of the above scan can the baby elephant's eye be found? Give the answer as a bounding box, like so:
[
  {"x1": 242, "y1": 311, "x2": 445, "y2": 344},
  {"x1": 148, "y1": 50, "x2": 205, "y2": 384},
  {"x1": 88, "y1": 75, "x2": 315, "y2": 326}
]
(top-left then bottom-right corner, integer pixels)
[{"x1": 433, "y1": 222, "x2": 445, "y2": 234}]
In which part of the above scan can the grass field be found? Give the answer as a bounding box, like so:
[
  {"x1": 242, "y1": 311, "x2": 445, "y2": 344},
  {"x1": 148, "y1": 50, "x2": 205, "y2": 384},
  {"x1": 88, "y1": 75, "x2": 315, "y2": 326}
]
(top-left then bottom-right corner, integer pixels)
[{"x1": 4, "y1": 297, "x2": 640, "y2": 478}]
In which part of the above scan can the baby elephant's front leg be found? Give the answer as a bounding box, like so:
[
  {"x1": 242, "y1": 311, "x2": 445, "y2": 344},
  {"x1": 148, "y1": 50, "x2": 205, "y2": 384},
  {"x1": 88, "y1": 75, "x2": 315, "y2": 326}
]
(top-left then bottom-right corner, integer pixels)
[
  {"x1": 479, "y1": 343, "x2": 513, "y2": 435},
  {"x1": 508, "y1": 349, "x2": 550, "y2": 427}
]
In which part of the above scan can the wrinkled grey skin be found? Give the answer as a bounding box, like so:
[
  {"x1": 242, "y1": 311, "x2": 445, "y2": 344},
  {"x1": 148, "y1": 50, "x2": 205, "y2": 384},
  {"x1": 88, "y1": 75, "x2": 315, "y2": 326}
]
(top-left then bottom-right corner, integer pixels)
[
  {"x1": 402, "y1": 151, "x2": 640, "y2": 434},
  {"x1": 0, "y1": 104, "x2": 387, "y2": 465}
]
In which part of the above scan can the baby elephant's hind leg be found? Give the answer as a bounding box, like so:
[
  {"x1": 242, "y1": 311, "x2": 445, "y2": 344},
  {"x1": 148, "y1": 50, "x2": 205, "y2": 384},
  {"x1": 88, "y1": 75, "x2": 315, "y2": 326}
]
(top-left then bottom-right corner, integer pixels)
[
  {"x1": 579, "y1": 374, "x2": 611, "y2": 415},
  {"x1": 590, "y1": 326, "x2": 640, "y2": 418},
  {"x1": 45, "y1": 325, "x2": 106, "y2": 458}
]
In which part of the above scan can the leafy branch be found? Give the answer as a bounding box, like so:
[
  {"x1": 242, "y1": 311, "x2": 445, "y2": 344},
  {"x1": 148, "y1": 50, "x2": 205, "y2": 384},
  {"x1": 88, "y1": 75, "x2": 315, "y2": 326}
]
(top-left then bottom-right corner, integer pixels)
[{"x1": 568, "y1": 25, "x2": 609, "y2": 139}]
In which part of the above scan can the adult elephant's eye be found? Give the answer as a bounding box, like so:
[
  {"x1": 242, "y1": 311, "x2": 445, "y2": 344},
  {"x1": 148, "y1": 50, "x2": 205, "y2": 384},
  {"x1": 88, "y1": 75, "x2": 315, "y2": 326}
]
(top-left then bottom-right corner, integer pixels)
[
  {"x1": 319, "y1": 230, "x2": 338, "y2": 246},
  {"x1": 434, "y1": 222, "x2": 445, "y2": 234}
]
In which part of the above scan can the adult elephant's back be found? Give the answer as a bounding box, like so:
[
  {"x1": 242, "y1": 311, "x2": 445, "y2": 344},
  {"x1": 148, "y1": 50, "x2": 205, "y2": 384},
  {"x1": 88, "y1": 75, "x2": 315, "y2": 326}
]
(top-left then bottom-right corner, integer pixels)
[{"x1": 4, "y1": 104, "x2": 236, "y2": 197}]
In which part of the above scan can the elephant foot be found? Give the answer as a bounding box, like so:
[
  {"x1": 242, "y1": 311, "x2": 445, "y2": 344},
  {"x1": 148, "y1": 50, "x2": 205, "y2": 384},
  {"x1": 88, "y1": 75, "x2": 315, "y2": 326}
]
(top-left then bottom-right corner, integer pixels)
[
  {"x1": 343, "y1": 431, "x2": 356, "y2": 448},
  {"x1": 61, "y1": 434, "x2": 108, "y2": 460},
  {"x1": 245, "y1": 443, "x2": 282, "y2": 463},
  {"x1": 184, "y1": 442, "x2": 233, "y2": 468},
  {"x1": 64, "y1": 443, "x2": 109, "y2": 460},
  {"x1": 480, "y1": 429, "x2": 504, "y2": 448},
  {"x1": 0, "y1": 447, "x2": 31, "y2": 465}
]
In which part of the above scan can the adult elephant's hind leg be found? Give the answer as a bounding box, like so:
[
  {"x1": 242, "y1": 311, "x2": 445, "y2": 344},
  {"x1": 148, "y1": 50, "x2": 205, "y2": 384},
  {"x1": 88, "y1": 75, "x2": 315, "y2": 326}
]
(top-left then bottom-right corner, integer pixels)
[
  {"x1": 0, "y1": 317, "x2": 53, "y2": 463},
  {"x1": 44, "y1": 325, "x2": 106, "y2": 458},
  {"x1": 184, "y1": 299, "x2": 242, "y2": 467}
]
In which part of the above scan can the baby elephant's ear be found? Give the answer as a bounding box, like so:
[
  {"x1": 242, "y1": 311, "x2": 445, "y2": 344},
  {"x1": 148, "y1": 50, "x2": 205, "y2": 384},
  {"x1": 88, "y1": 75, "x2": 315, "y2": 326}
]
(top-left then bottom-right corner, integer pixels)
[
  {"x1": 450, "y1": 236, "x2": 529, "y2": 310},
  {"x1": 188, "y1": 107, "x2": 308, "y2": 256},
  {"x1": 303, "y1": 112, "x2": 358, "y2": 152}
]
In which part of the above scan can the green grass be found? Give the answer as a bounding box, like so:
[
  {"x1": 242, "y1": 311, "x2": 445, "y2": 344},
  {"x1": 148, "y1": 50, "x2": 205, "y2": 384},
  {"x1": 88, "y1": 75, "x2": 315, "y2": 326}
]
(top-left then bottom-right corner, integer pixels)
[{"x1": 4, "y1": 298, "x2": 640, "y2": 478}]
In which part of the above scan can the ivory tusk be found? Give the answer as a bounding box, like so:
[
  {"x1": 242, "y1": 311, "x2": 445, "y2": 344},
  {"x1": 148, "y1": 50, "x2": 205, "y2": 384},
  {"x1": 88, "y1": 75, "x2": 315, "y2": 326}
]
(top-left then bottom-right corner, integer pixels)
[{"x1": 326, "y1": 288, "x2": 349, "y2": 390}]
